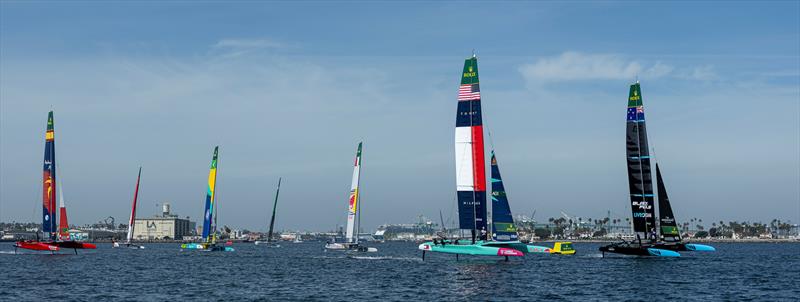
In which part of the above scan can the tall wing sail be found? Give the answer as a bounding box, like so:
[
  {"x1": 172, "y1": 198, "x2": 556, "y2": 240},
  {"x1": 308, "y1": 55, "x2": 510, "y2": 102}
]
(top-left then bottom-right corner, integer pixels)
[
  {"x1": 625, "y1": 83, "x2": 656, "y2": 239},
  {"x1": 455, "y1": 56, "x2": 487, "y2": 239},
  {"x1": 58, "y1": 179, "x2": 70, "y2": 241},
  {"x1": 656, "y1": 164, "x2": 682, "y2": 242},
  {"x1": 267, "y1": 177, "x2": 281, "y2": 242},
  {"x1": 201, "y1": 146, "x2": 219, "y2": 242},
  {"x1": 345, "y1": 142, "x2": 362, "y2": 243},
  {"x1": 42, "y1": 111, "x2": 57, "y2": 240},
  {"x1": 127, "y1": 167, "x2": 142, "y2": 243},
  {"x1": 490, "y1": 151, "x2": 518, "y2": 242}
]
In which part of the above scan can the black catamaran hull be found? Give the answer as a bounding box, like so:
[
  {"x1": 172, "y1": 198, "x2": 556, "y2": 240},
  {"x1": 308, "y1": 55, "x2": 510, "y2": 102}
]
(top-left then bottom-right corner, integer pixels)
[
  {"x1": 600, "y1": 241, "x2": 715, "y2": 256},
  {"x1": 599, "y1": 242, "x2": 680, "y2": 257}
]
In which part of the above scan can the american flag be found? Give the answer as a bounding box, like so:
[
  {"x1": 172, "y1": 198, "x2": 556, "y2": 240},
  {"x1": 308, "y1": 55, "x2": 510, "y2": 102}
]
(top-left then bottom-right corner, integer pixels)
[{"x1": 458, "y1": 84, "x2": 480, "y2": 101}]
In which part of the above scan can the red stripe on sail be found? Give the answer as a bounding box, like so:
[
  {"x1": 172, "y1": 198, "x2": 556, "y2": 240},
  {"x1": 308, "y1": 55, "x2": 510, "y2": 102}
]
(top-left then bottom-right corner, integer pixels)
[
  {"x1": 58, "y1": 207, "x2": 69, "y2": 240},
  {"x1": 471, "y1": 125, "x2": 486, "y2": 192}
]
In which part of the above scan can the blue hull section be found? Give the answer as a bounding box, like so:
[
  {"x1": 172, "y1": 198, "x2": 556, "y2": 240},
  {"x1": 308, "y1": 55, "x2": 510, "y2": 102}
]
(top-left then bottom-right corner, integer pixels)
[
  {"x1": 647, "y1": 248, "x2": 681, "y2": 257},
  {"x1": 685, "y1": 243, "x2": 715, "y2": 251},
  {"x1": 180, "y1": 243, "x2": 234, "y2": 252}
]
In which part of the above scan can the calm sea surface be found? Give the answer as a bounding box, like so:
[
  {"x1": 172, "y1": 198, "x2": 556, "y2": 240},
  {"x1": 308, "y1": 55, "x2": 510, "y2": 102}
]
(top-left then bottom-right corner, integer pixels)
[{"x1": 1, "y1": 241, "x2": 798, "y2": 301}]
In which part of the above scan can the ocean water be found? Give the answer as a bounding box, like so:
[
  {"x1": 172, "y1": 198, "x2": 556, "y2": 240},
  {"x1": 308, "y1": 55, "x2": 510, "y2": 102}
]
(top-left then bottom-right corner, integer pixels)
[{"x1": 1, "y1": 241, "x2": 798, "y2": 301}]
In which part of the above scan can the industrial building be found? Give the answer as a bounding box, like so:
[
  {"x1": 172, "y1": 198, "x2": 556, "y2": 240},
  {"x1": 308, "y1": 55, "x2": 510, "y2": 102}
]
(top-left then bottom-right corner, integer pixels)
[{"x1": 132, "y1": 203, "x2": 193, "y2": 240}]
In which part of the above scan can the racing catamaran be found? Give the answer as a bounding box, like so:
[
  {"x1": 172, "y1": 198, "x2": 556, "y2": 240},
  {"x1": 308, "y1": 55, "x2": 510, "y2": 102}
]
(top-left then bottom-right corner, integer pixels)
[
  {"x1": 255, "y1": 178, "x2": 282, "y2": 247},
  {"x1": 599, "y1": 82, "x2": 715, "y2": 257},
  {"x1": 418, "y1": 54, "x2": 572, "y2": 260},
  {"x1": 181, "y1": 146, "x2": 234, "y2": 252},
  {"x1": 325, "y1": 142, "x2": 377, "y2": 252},
  {"x1": 15, "y1": 111, "x2": 97, "y2": 254},
  {"x1": 114, "y1": 167, "x2": 145, "y2": 249}
]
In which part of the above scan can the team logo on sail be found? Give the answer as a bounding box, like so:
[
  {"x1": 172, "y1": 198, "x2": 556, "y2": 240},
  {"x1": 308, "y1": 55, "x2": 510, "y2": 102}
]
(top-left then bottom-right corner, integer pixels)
[{"x1": 463, "y1": 65, "x2": 477, "y2": 78}]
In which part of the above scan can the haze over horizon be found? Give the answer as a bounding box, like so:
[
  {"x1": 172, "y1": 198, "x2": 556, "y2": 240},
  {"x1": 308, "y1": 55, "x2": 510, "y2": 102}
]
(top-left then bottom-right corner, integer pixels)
[{"x1": 1, "y1": 2, "x2": 798, "y2": 232}]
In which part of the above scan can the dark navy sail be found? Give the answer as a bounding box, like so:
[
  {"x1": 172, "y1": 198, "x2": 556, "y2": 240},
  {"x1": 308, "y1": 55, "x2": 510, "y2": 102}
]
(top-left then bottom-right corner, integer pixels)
[
  {"x1": 267, "y1": 178, "x2": 281, "y2": 242},
  {"x1": 656, "y1": 164, "x2": 681, "y2": 242},
  {"x1": 626, "y1": 83, "x2": 656, "y2": 240},
  {"x1": 489, "y1": 151, "x2": 518, "y2": 242},
  {"x1": 42, "y1": 111, "x2": 57, "y2": 240}
]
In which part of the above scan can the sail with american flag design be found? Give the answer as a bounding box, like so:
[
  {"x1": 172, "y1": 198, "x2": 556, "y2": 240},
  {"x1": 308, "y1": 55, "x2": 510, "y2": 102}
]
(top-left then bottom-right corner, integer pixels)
[{"x1": 455, "y1": 55, "x2": 487, "y2": 242}]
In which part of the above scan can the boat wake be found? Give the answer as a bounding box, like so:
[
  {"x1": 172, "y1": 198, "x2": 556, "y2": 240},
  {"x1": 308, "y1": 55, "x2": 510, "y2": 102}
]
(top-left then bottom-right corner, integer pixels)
[{"x1": 347, "y1": 255, "x2": 422, "y2": 262}]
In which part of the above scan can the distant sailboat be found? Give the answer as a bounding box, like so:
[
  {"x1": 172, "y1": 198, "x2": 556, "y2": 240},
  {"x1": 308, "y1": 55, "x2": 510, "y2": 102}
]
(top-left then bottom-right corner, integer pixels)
[
  {"x1": 255, "y1": 178, "x2": 282, "y2": 247},
  {"x1": 15, "y1": 111, "x2": 97, "y2": 253},
  {"x1": 417, "y1": 55, "x2": 573, "y2": 260},
  {"x1": 599, "y1": 82, "x2": 715, "y2": 257},
  {"x1": 114, "y1": 167, "x2": 145, "y2": 249},
  {"x1": 325, "y1": 142, "x2": 377, "y2": 252},
  {"x1": 180, "y1": 146, "x2": 233, "y2": 252}
]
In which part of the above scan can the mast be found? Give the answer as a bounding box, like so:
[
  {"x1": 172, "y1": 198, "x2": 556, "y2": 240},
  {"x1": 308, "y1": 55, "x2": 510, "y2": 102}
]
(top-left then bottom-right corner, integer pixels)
[
  {"x1": 126, "y1": 167, "x2": 142, "y2": 244},
  {"x1": 201, "y1": 146, "x2": 219, "y2": 244},
  {"x1": 489, "y1": 151, "x2": 518, "y2": 242},
  {"x1": 655, "y1": 164, "x2": 682, "y2": 242},
  {"x1": 455, "y1": 55, "x2": 486, "y2": 243},
  {"x1": 267, "y1": 177, "x2": 281, "y2": 242},
  {"x1": 625, "y1": 82, "x2": 656, "y2": 243},
  {"x1": 345, "y1": 142, "x2": 363, "y2": 244},
  {"x1": 42, "y1": 111, "x2": 57, "y2": 241},
  {"x1": 439, "y1": 210, "x2": 446, "y2": 234}
]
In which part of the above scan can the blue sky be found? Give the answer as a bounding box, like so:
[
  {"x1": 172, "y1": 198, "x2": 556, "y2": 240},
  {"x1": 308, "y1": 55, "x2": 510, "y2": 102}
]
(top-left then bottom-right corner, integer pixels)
[{"x1": 1, "y1": 1, "x2": 798, "y2": 231}]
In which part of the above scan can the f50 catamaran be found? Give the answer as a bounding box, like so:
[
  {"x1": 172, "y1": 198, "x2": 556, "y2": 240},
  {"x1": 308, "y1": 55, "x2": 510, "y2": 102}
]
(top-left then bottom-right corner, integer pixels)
[
  {"x1": 418, "y1": 55, "x2": 573, "y2": 260},
  {"x1": 325, "y1": 142, "x2": 377, "y2": 252},
  {"x1": 255, "y1": 178, "x2": 282, "y2": 247},
  {"x1": 599, "y1": 82, "x2": 715, "y2": 257},
  {"x1": 181, "y1": 146, "x2": 233, "y2": 252},
  {"x1": 114, "y1": 167, "x2": 145, "y2": 249},
  {"x1": 15, "y1": 111, "x2": 97, "y2": 254}
]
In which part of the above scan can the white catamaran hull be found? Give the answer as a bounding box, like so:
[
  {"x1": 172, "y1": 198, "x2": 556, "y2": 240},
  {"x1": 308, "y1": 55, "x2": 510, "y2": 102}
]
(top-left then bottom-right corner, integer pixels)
[
  {"x1": 325, "y1": 243, "x2": 377, "y2": 252},
  {"x1": 254, "y1": 241, "x2": 281, "y2": 247}
]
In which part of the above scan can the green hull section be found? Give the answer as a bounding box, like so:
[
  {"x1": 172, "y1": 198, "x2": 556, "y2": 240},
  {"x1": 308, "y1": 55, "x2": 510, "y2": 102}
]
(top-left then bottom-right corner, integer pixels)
[
  {"x1": 418, "y1": 240, "x2": 524, "y2": 257},
  {"x1": 419, "y1": 240, "x2": 575, "y2": 256}
]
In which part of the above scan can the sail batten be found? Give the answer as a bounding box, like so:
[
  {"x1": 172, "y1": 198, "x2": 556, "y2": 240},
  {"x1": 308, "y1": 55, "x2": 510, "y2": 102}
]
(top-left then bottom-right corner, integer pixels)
[
  {"x1": 345, "y1": 142, "x2": 362, "y2": 243},
  {"x1": 625, "y1": 83, "x2": 656, "y2": 239},
  {"x1": 455, "y1": 56, "x2": 487, "y2": 239},
  {"x1": 201, "y1": 147, "x2": 219, "y2": 242}
]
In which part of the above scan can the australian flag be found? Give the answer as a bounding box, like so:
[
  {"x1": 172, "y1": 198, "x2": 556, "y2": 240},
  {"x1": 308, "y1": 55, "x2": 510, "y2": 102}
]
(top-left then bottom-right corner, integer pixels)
[{"x1": 627, "y1": 106, "x2": 644, "y2": 121}]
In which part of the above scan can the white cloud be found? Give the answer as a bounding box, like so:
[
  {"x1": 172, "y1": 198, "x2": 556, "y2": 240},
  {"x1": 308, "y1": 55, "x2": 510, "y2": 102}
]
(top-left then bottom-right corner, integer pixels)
[
  {"x1": 682, "y1": 65, "x2": 718, "y2": 81},
  {"x1": 213, "y1": 38, "x2": 286, "y2": 49},
  {"x1": 211, "y1": 38, "x2": 289, "y2": 57},
  {"x1": 518, "y1": 51, "x2": 673, "y2": 82}
]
